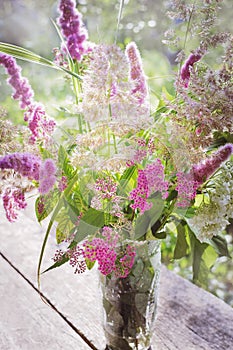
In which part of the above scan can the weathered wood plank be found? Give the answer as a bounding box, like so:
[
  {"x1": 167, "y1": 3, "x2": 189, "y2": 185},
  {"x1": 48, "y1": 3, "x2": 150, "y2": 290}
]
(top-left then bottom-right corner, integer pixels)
[
  {"x1": 0, "y1": 256, "x2": 91, "y2": 350},
  {"x1": 0, "y1": 198, "x2": 233, "y2": 350}
]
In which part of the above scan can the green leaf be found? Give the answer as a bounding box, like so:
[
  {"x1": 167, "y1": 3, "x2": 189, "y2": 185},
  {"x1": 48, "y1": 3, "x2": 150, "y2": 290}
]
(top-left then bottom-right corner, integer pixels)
[
  {"x1": 118, "y1": 165, "x2": 137, "y2": 197},
  {"x1": 56, "y1": 209, "x2": 75, "y2": 244},
  {"x1": 58, "y1": 145, "x2": 75, "y2": 179},
  {"x1": 0, "y1": 42, "x2": 81, "y2": 80},
  {"x1": 43, "y1": 254, "x2": 69, "y2": 274},
  {"x1": 74, "y1": 208, "x2": 106, "y2": 243},
  {"x1": 210, "y1": 235, "x2": 231, "y2": 258},
  {"x1": 85, "y1": 259, "x2": 96, "y2": 270},
  {"x1": 135, "y1": 194, "x2": 164, "y2": 240},
  {"x1": 173, "y1": 224, "x2": 189, "y2": 259},
  {"x1": 35, "y1": 189, "x2": 60, "y2": 223},
  {"x1": 188, "y1": 229, "x2": 217, "y2": 288}
]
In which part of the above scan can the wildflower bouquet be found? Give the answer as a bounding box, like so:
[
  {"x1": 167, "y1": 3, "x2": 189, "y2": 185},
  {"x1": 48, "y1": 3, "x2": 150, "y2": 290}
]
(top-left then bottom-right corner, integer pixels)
[{"x1": 0, "y1": 0, "x2": 232, "y2": 294}]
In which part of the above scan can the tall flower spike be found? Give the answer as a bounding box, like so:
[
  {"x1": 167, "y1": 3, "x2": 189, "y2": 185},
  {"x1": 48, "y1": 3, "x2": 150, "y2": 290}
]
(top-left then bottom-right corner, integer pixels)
[
  {"x1": 0, "y1": 53, "x2": 56, "y2": 143},
  {"x1": 0, "y1": 53, "x2": 34, "y2": 109},
  {"x1": 57, "y1": 0, "x2": 89, "y2": 61},
  {"x1": 180, "y1": 52, "x2": 202, "y2": 88},
  {"x1": 125, "y1": 42, "x2": 149, "y2": 104},
  {"x1": 192, "y1": 143, "x2": 233, "y2": 184}
]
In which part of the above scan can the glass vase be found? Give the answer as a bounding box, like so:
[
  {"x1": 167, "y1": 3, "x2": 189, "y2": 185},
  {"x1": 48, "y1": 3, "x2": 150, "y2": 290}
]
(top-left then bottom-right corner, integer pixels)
[{"x1": 100, "y1": 240, "x2": 161, "y2": 350}]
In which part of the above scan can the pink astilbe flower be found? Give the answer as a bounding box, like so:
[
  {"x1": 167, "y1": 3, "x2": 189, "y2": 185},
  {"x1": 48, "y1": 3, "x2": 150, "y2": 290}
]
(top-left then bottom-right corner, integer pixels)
[
  {"x1": 2, "y1": 187, "x2": 27, "y2": 222},
  {"x1": 129, "y1": 170, "x2": 152, "y2": 214},
  {"x1": 24, "y1": 103, "x2": 56, "y2": 144},
  {"x1": 180, "y1": 52, "x2": 202, "y2": 87},
  {"x1": 83, "y1": 226, "x2": 136, "y2": 278},
  {"x1": 39, "y1": 159, "x2": 57, "y2": 194},
  {"x1": 144, "y1": 159, "x2": 169, "y2": 199},
  {"x1": 57, "y1": 0, "x2": 90, "y2": 61},
  {"x1": 0, "y1": 53, "x2": 34, "y2": 108},
  {"x1": 192, "y1": 143, "x2": 233, "y2": 184},
  {"x1": 0, "y1": 152, "x2": 41, "y2": 180},
  {"x1": 129, "y1": 160, "x2": 169, "y2": 213},
  {"x1": 67, "y1": 246, "x2": 86, "y2": 274},
  {"x1": 125, "y1": 42, "x2": 149, "y2": 104},
  {"x1": 176, "y1": 172, "x2": 199, "y2": 207},
  {"x1": 83, "y1": 238, "x2": 117, "y2": 275},
  {"x1": 94, "y1": 177, "x2": 117, "y2": 200},
  {"x1": 58, "y1": 176, "x2": 68, "y2": 192}
]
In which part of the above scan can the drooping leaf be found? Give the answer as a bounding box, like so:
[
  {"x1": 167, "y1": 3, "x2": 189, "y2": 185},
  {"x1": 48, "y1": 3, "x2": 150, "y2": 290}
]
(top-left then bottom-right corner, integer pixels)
[
  {"x1": 210, "y1": 235, "x2": 231, "y2": 258},
  {"x1": 74, "y1": 208, "x2": 106, "y2": 243},
  {"x1": 173, "y1": 223, "x2": 189, "y2": 259},
  {"x1": 188, "y1": 229, "x2": 217, "y2": 288},
  {"x1": 135, "y1": 194, "x2": 164, "y2": 240}
]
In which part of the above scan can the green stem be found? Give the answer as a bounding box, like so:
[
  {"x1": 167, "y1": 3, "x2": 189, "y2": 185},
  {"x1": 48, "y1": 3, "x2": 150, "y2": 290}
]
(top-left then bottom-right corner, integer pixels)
[{"x1": 37, "y1": 171, "x2": 79, "y2": 289}]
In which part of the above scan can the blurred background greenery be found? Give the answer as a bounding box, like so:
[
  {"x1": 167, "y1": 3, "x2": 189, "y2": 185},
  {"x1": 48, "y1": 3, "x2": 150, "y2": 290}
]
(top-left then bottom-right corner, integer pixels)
[{"x1": 0, "y1": 0, "x2": 232, "y2": 306}]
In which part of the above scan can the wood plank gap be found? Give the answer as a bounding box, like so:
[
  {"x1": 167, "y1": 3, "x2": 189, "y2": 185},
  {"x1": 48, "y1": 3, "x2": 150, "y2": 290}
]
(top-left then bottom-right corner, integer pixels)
[{"x1": 0, "y1": 251, "x2": 99, "y2": 350}]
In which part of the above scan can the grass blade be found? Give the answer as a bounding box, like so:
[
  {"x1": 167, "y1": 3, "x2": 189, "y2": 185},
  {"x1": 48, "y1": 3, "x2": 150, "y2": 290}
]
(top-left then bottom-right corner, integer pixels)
[
  {"x1": 0, "y1": 42, "x2": 82, "y2": 80},
  {"x1": 115, "y1": 0, "x2": 125, "y2": 43}
]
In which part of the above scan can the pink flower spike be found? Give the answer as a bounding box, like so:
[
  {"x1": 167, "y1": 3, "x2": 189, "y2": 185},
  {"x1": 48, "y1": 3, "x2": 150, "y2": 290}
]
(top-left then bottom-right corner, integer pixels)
[
  {"x1": 2, "y1": 187, "x2": 27, "y2": 222},
  {"x1": 125, "y1": 42, "x2": 148, "y2": 104},
  {"x1": 180, "y1": 53, "x2": 202, "y2": 87},
  {"x1": 192, "y1": 143, "x2": 233, "y2": 184}
]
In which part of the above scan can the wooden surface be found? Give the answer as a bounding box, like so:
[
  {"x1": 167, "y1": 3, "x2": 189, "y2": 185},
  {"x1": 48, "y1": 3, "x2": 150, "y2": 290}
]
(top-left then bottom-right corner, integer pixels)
[{"x1": 0, "y1": 197, "x2": 233, "y2": 350}]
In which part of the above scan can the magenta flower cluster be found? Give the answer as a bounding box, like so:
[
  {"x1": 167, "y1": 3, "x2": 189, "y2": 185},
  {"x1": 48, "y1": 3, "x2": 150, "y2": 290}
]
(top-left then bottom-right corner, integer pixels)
[
  {"x1": 39, "y1": 159, "x2": 57, "y2": 195},
  {"x1": 129, "y1": 159, "x2": 169, "y2": 214},
  {"x1": 176, "y1": 143, "x2": 233, "y2": 207},
  {"x1": 176, "y1": 172, "x2": 199, "y2": 207},
  {"x1": 3, "y1": 187, "x2": 27, "y2": 222},
  {"x1": 180, "y1": 53, "x2": 202, "y2": 87},
  {"x1": 83, "y1": 227, "x2": 136, "y2": 278},
  {"x1": 94, "y1": 177, "x2": 117, "y2": 200},
  {"x1": 0, "y1": 152, "x2": 41, "y2": 180},
  {"x1": 58, "y1": 175, "x2": 68, "y2": 192},
  {"x1": 0, "y1": 53, "x2": 34, "y2": 109},
  {"x1": 126, "y1": 42, "x2": 148, "y2": 104},
  {"x1": 57, "y1": 0, "x2": 89, "y2": 61}
]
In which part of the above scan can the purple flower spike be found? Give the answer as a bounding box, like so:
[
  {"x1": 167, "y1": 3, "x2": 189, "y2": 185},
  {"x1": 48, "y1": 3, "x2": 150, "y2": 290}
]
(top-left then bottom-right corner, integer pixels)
[
  {"x1": 57, "y1": 0, "x2": 90, "y2": 61},
  {"x1": 180, "y1": 53, "x2": 202, "y2": 87},
  {"x1": 0, "y1": 152, "x2": 42, "y2": 180},
  {"x1": 126, "y1": 42, "x2": 148, "y2": 104},
  {"x1": 0, "y1": 53, "x2": 34, "y2": 108}
]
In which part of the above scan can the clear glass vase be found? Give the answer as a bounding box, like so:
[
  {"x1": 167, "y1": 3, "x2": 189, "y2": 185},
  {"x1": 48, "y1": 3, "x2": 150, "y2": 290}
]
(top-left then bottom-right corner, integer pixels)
[{"x1": 100, "y1": 240, "x2": 161, "y2": 350}]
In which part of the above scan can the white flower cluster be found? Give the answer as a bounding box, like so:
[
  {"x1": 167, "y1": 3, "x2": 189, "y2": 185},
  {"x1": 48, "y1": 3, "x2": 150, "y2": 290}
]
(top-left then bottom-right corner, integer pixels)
[{"x1": 188, "y1": 161, "x2": 233, "y2": 242}]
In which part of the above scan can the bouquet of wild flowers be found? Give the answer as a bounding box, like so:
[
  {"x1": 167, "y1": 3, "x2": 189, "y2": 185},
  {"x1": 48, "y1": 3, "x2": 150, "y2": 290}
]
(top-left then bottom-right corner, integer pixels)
[{"x1": 0, "y1": 0, "x2": 232, "y2": 289}]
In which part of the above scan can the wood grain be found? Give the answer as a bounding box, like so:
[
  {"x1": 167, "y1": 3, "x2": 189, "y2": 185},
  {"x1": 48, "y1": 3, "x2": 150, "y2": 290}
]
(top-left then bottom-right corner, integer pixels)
[{"x1": 0, "y1": 197, "x2": 233, "y2": 350}]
